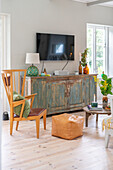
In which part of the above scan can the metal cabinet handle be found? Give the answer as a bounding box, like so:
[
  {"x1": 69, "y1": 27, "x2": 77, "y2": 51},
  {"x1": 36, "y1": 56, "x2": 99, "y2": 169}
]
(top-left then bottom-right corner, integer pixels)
[
  {"x1": 67, "y1": 86, "x2": 70, "y2": 97},
  {"x1": 65, "y1": 89, "x2": 67, "y2": 97}
]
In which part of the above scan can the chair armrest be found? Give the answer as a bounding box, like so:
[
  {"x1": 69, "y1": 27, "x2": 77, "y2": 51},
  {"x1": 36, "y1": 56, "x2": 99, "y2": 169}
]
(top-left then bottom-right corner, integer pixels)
[
  {"x1": 24, "y1": 93, "x2": 37, "y2": 99},
  {"x1": 24, "y1": 93, "x2": 37, "y2": 109},
  {"x1": 12, "y1": 99, "x2": 27, "y2": 107}
]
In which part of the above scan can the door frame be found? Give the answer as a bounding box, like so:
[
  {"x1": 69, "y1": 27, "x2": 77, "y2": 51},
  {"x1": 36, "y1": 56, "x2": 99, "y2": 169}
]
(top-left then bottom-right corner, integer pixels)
[{"x1": 0, "y1": 13, "x2": 11, "y2": 169}]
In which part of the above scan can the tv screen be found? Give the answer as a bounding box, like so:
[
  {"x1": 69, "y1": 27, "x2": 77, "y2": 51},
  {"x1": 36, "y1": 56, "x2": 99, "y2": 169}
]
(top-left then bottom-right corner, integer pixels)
[{"x1": 36, "y1": 33, "x2": 74, "y2": 60}]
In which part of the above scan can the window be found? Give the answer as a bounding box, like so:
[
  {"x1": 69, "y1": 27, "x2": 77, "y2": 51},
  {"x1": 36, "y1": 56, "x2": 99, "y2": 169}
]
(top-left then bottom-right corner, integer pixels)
[{"x1": 87, "y1": 24, "x2": 113, "y2": 76}]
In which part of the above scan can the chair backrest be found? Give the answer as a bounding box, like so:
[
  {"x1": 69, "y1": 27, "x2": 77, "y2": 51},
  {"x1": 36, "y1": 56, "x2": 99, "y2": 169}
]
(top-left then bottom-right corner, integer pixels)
[{"x1": 2, "y1": 69, "x2": 26, "y2": 106}]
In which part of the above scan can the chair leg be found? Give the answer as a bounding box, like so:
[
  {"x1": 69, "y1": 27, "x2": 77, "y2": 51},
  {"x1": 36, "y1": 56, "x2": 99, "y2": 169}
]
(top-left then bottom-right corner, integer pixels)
[
  {"x1": 16, "y1": 121, "x2": 19, "y2": 131},
  {"x1": 10, "y1": 120, "x2": 13, "y2": 135},
  {"x1": 43, "y1": 112, "x2": 46, "y2": 130},
  {"x1": 36, "y1": 118, "x2": 40, "y2": 138},
  {"x1": 105, "y1": 130, "x2": 110, "y2": 148}
]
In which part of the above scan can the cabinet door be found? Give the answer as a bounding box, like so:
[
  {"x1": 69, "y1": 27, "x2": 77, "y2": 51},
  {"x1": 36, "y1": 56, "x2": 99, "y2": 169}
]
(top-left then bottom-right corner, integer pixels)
[
  {"x1": 31, "y1": 79, "x2": 47, "y2": 108},
  {"x1": 67, "y1": 79, "x2": 84, "y2": 108},
  {"x1": 47, "y1": 81, "x2": 67, "y2": 114},
  {"x1": 83, "y1": 78, "x2": 90, "y2": 105},
  {"x1": 89, "y1": 76, "x2": 97, "y2": 103}
]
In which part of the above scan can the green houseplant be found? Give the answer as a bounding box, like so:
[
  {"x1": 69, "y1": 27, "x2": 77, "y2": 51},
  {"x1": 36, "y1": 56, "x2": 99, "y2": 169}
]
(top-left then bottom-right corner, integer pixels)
[
  {"x1": 81, "y1": 48, "x2": 89, "y2": 67},
  {"x1": 99, "y1": 74, "x2": 113, "y2": 96},
  {"x1": 94, "y1": 74, "x2": 113, "y2": 108}
]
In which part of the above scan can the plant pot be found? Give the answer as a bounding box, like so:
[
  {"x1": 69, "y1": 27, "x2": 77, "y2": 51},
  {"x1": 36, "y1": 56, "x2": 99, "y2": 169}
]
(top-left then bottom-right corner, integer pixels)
[{"x1": 102, "y1": 96, "x2": 108, "y2": 109}]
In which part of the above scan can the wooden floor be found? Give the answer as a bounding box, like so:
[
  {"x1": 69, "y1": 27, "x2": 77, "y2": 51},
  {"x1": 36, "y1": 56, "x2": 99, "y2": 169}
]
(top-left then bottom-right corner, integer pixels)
[{"x1": 2, "y1": 112, "x2": 113, "y2": 170}]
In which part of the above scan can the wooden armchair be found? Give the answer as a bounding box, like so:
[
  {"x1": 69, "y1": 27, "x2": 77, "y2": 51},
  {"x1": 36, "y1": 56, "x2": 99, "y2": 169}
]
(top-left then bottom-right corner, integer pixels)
[{"x1": 2, "y1": 69, "x2": 47, "y2": 138}]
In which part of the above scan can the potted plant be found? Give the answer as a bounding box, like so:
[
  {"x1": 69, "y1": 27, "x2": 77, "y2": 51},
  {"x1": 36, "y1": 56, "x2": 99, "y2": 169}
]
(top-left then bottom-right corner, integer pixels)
[
  {"x1": 81, "y1": 48, "x2": 89, "y2": 74},
  {"x1": 94, "y1": 74, "x2": 113, "y2": 109}
]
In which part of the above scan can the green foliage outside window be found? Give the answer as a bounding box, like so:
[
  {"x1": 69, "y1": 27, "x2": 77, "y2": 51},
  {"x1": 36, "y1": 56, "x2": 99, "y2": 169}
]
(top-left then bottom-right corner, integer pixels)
[{"x1": 87, "y1": 27, "x2": 105, "y2": 75}]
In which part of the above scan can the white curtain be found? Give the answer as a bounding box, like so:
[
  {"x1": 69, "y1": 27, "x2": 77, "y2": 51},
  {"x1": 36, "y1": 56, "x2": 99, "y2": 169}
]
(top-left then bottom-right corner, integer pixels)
[{"x1": 0, "y1": 14, "x2": 11, "y2": 112}]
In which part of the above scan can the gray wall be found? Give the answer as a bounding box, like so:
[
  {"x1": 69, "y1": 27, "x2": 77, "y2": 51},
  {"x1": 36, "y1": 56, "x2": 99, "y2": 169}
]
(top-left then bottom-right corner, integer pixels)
[{"x1": 1, "y1": 0, "x2": 113, "y2": 74}]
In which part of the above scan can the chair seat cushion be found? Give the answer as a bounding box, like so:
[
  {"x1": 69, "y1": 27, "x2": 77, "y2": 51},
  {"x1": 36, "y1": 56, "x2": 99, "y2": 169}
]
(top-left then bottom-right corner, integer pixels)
[
  {"x1": 14, "y1": 108, "x2": 46, "y2": 118},
  {"x1": 29, "y1": 108, "x2": 46, "y2": 116}
]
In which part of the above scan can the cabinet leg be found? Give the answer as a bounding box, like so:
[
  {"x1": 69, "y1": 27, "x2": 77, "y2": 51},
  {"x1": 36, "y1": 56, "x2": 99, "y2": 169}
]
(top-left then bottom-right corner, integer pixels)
[
  {"x1": 85, "y1": 112, "x2": 91, "y2": 127},
  {"x1": 96, "y1": 114, "x2": 98, "y2": 127}
]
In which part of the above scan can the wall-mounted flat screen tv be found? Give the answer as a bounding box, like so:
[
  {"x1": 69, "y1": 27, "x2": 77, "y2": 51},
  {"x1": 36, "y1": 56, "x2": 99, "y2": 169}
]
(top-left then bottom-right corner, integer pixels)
[{"x1": 36, "y1": 33, "x2": 74, "y2": 60}]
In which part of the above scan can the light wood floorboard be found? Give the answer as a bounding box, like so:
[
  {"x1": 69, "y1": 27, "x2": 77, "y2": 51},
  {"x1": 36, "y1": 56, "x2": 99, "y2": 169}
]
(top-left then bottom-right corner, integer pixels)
[{"x1": 2, "y1": 112, "x2": 113, "y2": 170}]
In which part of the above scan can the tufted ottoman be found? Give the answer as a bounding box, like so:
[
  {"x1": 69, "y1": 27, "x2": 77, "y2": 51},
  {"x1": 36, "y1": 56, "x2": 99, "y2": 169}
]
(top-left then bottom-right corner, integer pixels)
[{"x1": 52, "y1": 113, "x2": 84, "y2": 140}]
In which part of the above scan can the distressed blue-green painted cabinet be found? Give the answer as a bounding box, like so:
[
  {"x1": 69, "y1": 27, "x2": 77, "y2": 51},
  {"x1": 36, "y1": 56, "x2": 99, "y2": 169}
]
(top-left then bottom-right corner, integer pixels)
[{"x1": 24, "y1": 74, "x2": 97, "y2": 115}]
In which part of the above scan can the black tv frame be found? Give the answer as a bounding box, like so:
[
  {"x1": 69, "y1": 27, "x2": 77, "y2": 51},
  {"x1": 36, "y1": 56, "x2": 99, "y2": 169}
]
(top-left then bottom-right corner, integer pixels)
[{"x1": 36, "y1": 33, "x2": 75, "y2": 61}]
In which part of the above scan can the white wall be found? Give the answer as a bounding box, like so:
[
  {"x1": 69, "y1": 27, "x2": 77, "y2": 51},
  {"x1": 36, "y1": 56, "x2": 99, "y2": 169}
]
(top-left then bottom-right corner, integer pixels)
[
  {"x1": 0, "y1": 0, "x2": 2, "y2": 169},
  {"x1": 0, "y1": 30, "x2": 1, "y2": 170},
  {"x1": 1, "y1": 0, "x2": 113, "y2": 74},
  {"x1": 0, "y1": 71, "x2": 2, "y2": 170},
  {"x1": 0, "y1": 32, "x2": 1, "y2": 170}
]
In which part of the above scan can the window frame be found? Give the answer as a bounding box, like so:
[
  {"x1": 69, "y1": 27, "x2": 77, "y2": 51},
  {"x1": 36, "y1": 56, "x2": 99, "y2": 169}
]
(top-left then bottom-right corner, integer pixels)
[{"x1": 87, "y1": 23, "x2": 109, "y2": 76}]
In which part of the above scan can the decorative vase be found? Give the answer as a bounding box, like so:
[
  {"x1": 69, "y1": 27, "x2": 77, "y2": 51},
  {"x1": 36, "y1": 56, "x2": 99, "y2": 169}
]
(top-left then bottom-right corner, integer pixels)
[
  {"x1": 27, "y1": 64, "x2": 39, "y2": 76},
  {"x1": 83, "y1": 64, "x2": 89, "y2": 74},
  {"x1": 102, "y1": 96, "x2": 108, "y2": 109},
  {"x1": 79, "y1": 61, "x2": 82, "y2": 74}
]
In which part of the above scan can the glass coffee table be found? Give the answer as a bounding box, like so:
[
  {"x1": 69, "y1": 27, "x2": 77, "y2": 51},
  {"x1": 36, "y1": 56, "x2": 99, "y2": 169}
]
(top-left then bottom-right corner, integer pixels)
[{"x1": 83, "y1": 106, "x2": 111, "y2": 127}]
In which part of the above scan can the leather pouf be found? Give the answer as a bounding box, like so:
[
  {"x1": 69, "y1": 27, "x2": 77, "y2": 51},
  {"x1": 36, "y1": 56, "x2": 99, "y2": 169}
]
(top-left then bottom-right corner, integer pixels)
[{"x1": 52, "y1": 113, "x2": 84, "y2": 140}]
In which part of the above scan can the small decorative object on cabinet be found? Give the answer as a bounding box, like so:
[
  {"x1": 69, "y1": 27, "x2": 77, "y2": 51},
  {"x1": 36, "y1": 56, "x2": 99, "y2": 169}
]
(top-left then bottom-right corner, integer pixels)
[
  {"x1": 23, "y1": 74, "x2": 97, "y2": 115},
  {"x1": 44, "y1": 68, "x2": 47, "y2": 75},
  {"x1": 81, "y1": 48, "x2": 89, "y2": 69},
  {"x1": 26, "y1": 53, "x2": 40, "y2": 76},
  {"x1": 79, "y1": 61, "x2": 82, "y2": 74},
  {"x1": 94, "y1": 73, "x2": 113, "y2": 109},
  {"x1": 83, "y1": 64, "x2": 89, "y2": 74}
]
